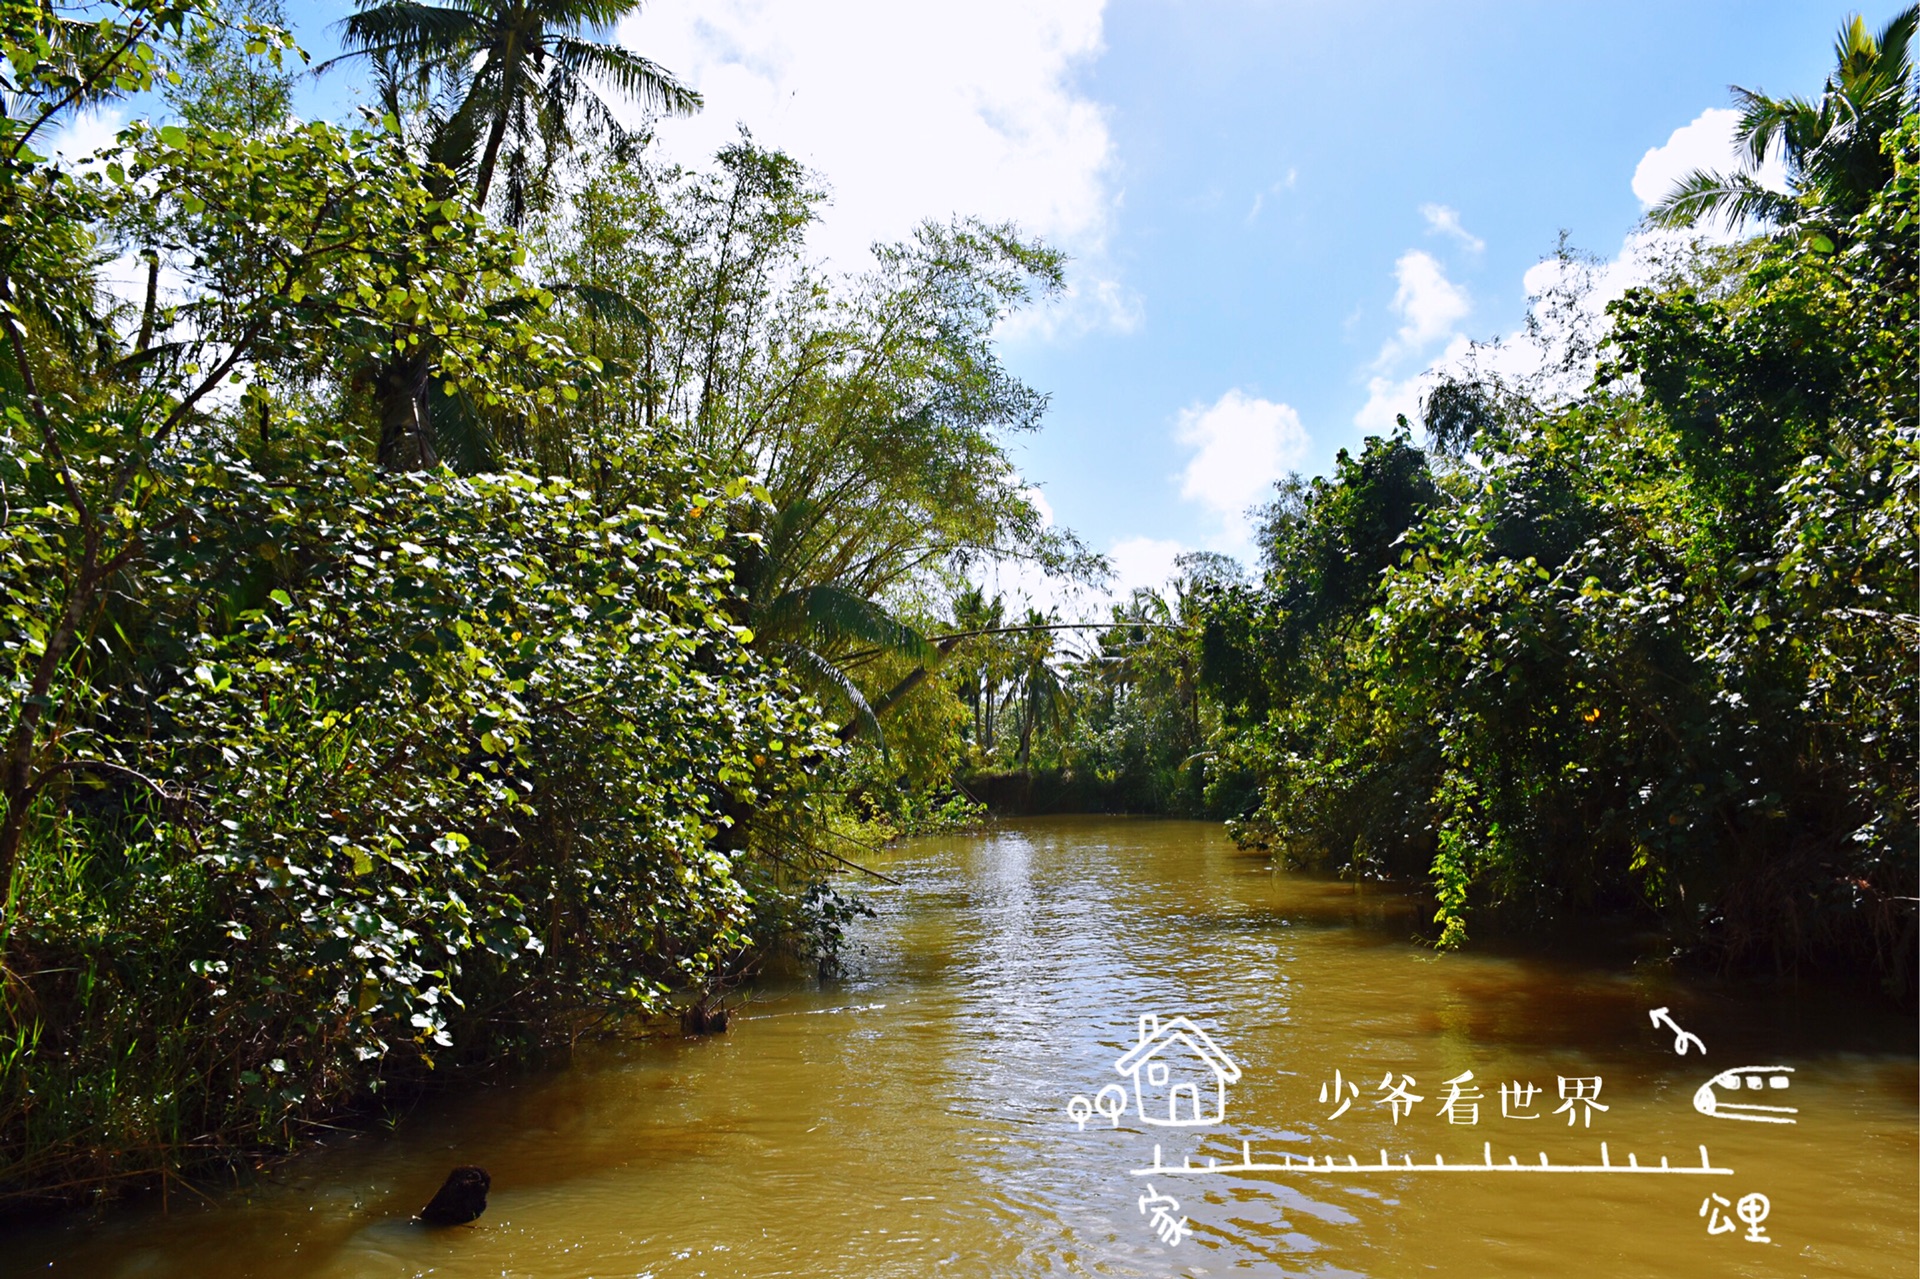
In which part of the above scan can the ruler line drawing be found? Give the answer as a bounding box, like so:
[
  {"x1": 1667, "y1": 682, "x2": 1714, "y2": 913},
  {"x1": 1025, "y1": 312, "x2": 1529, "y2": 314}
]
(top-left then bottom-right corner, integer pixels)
[{"x1": 1130, "y1": 1140, "x2": 1733, "y2": 1177}]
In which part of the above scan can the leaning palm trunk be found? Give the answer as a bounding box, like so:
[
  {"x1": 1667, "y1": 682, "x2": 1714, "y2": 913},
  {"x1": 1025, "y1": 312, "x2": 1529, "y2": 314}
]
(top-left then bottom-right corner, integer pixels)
[{"x1": 376, "y1": 346, "x2": 437, "y2": 470}]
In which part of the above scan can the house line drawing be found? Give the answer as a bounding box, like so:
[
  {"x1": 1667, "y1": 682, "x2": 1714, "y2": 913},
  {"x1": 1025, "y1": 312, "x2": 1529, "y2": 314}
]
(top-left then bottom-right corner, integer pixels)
[{"x1": 1115, "y1": 1013, "x2": 1242, "y2": 1127}]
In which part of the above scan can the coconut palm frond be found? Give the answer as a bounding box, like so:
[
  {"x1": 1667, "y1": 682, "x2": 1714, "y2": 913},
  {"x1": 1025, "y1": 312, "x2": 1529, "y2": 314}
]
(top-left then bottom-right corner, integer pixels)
[
  {"x1": 425, "y1": 87, "x2": 485, "y2": 187},
  {"x1": 1647, "y1": 168, "x2": 1803, "y2": 231},
  {"x1": 323, "y1": 3, "x2": 483, "y2": 72},
  {"x1": 549, "y1": 36, "x2": 702, "y2": 116},
  {"x1": 1730, "y1": 87, "x2": 1821, "y2": 173},
  {"x1": 422, "y1": 378, "x2": 503, "y2": 473},
  {"x1": 1872, "y1": 4, "x2": 1920, "y2": 78},
  {"x1": 330, "y1": 2, "x2": 697, "y2": 226},
  {"x1": 555, "y1": 281, "x2": 654, "y2": 332},
  {"x1": 780, "y1": 642, "x2": 885, "y2": 750},
  {"x1": 760, "y1": 585, "x2": 937, "y2": 665},
  {"x1": 1659, "y1": 6, "x2": 1915, "y2": 235}
]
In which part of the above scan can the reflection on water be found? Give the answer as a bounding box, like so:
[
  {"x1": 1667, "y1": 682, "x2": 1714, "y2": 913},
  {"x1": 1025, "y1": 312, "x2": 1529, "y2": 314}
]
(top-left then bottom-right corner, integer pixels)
[{"x1": 10, "y1": 818, "x2": 1916, "y2": 1276}]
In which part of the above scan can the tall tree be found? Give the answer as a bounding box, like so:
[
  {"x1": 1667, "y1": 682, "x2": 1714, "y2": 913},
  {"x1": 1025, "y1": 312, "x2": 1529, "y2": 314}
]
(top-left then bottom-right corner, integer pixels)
[
  {"x1": 338, "y1": 0, "x2": 699, "y2": 220},
  {"x1": 1007, "y1": 608, "x2": 1064, "y2": 768},
  {"x1": 0, "y1": 0, "x2": 560, "y2": 918},
  {"x1": 522, "y1": 141, "x2": 1100, "y2": 731},
  {"x1": 1649, "y1": 5, "x2": 1917, "y2": 233},
  {"x1": 331, "y1": 0, "x2": 700, "y2": 467}
]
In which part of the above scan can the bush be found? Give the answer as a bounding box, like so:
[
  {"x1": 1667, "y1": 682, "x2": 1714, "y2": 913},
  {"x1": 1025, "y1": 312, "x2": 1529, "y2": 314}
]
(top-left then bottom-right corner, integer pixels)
[
  {"x1": 1203, "y1": 122, "x2": 1917, "y2": 997},
  {"x1": 0, "y1": 442, "x2": 838, "y2": 1199}
]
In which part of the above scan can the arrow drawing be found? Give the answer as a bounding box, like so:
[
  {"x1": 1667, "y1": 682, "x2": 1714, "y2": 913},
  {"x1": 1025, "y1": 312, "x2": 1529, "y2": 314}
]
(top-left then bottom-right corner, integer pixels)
[{"x1": 1649, "y1": 1006, "x2": 1706, "y2": 1056}]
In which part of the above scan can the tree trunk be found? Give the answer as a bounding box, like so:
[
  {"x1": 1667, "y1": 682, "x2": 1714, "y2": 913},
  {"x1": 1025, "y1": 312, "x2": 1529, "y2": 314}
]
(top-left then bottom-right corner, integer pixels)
[
  {"x1": 376, "y1": 348, "x2": 436, "y2": 471},
  {"x1": 836, "y1": 635, "x2": 964, "y2": 743}
]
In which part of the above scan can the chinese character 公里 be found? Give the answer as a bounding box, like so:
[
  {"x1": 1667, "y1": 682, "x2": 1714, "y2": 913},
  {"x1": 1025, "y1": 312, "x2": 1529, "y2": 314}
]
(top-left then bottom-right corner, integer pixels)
[{"x1": 1702, "y1": 1192, "x2": 1772, "y2": 1243}]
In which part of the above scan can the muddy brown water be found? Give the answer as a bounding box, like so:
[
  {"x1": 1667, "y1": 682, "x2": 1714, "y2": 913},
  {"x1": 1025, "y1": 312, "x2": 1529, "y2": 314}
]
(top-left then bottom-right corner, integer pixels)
[{"x1": 9, "y1": 817, "x2": 1916, "y2": 1276}]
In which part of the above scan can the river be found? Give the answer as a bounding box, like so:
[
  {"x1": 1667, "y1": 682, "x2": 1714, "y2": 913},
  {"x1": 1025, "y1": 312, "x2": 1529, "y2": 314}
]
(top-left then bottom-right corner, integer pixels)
[{"x1": 11, "y1": 817, "x2": 1916, "y2": 1276}]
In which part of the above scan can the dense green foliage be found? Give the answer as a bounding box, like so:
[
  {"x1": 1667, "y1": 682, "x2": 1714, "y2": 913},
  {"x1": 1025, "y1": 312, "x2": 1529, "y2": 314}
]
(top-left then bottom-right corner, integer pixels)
[
  {"x1": 931, "y1": 563, "x2": 1238, "y2": 818},
  {"x1": 0, "y1": 0, "x2": 1074, "y2": 1202},
  {"x1": 5, "y1": 451, "x2": 834, "y2": 1192},
  {"x1": 1203, "y1": 111, "x2": 1916, "y2": 996}
]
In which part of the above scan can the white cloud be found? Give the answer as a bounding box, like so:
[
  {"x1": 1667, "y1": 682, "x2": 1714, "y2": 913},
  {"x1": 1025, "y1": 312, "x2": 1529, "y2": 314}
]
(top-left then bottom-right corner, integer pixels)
[
  {"x1": 48, "y1": 106, "x2": 125, "y2": 165},
  {"x1": 976, "y1": 553, "x2": 1080, "y2": 615},
  {"x1": 995, "y1": 389, "x2": 1300, "y2": 620},
  {"x1": 986, "y1": 389, "x2": 1301, "y2": 620},
  {"x1": 1355, "y1": 105, "x2": 1796, "y2": 439},
  {"x1": 1462, "y1": 109, "x2": 1786, "y2": 393},
  {"x1": 1420, "y1": 202, "x2": 1484, "y2": 252},
  {"x1": 1364, "y1": 225, "x2": 1727, "y2": 438},
  {"x1": 1631, "y1": 107, "x2": 1791, "y2": 212},
  {"x1": 998, "y1": 270, "x2": 1143, "y2": 342},
  {"x1": 1353, "y1": 374, "x2": 1416, "y2": 434},
  {"x1": 1374, "y1": 249, "x2": 1471, "y2": 368},
  {"x1": 1107, "y1": 536, "x2": 1188, "y2": 599},
  {"x1": 976, "y1": 532, "x2": 1196, "y2": 622},
  {"x1": 45, "y1": 107, "x2": 173, "y2": 324},
  {"x1": 1355, "y1": 334, "x2": 1471, "y2": 433},
  {"x1": 1175, "y1": 389, "x2": 1308, "y2": 547},
  {"x1": 1352, "y1": 242, "x2": 1475, "y2": 429},
  {"x1": 623, "y1": 0, "x2": 1132, "y2": 331},
  {"x1": 1245, "y1": 172, "x2": 1299, "y2": 226}
]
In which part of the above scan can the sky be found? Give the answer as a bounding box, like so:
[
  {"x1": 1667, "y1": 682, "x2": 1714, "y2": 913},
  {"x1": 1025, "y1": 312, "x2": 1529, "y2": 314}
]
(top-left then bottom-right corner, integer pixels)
[
  {"x1": 110, "y1": 1, "x2": 1853, "y2": 606},
  {"x1": 593, "y1": 0, "x2": 1838, "y2": 605}
]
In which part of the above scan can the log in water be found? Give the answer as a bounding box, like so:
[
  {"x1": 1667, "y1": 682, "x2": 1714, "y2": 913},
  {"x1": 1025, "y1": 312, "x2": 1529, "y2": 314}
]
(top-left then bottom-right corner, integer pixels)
[{"x1": 12, "y1": 818, "x2": 1915, "y2": 1275}]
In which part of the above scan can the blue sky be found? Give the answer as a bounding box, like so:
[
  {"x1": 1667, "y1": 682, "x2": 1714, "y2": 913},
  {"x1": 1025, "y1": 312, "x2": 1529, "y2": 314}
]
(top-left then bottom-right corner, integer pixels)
[
  {"x1": 262, "y1": 2, "x2": 1846, "y2": 598},
  {"x1": 998, "y1": 1, "x2": 1835, "y2": 593}
]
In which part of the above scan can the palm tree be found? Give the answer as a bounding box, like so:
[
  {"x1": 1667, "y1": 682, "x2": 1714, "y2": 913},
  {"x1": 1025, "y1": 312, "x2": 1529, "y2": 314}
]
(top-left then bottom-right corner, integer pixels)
[
  {"x1": 1649, "y1": 5, "x2": 1917, "y2": 233},
  {"x1": 337, "y1": 0, "x2": 699, "y2": 220},
  {"x1": 947, "y1": 586, "x2": 1004, "y2": 748},
  {"x1": 328, "y1": 1, "x2": 700, "y2": 467},
  {"x1": 1007, "y1": 608, "x2": 1066, "y2": 769},
  {"x1": 736, "y1": 499, "x2": 938, "y2": 749}
]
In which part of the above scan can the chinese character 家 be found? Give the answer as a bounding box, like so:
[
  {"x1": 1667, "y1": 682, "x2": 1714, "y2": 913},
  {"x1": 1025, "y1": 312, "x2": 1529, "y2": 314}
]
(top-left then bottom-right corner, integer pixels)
[{"x1": 1138, "y1": 1184, "x2": 1192, "y2": 1247}]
